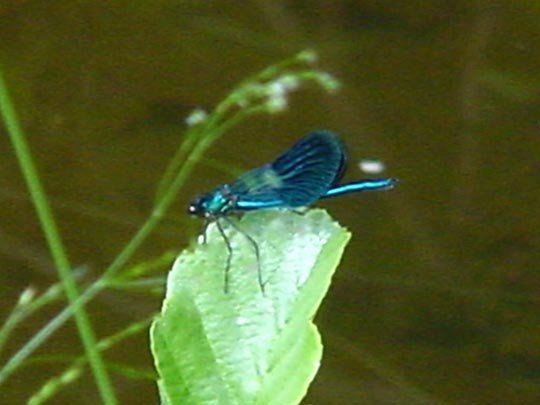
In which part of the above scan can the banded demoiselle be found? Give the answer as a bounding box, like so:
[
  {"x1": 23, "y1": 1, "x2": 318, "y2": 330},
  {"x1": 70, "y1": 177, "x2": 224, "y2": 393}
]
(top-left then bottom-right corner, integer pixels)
[{"x1": 188, "y1": 130, "x2": 397, "y2": 292}]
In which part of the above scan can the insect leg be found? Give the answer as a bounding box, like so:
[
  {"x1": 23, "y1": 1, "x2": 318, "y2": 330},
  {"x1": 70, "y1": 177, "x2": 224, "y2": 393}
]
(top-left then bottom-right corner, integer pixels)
[
  {"x1": 225, "y1": 218, "x2": 265, "y2": 294},
  {"x1": 201, "y1": 220, "x2": 210, "y2": 244},
  {"x1": 215, "y1": 219, "x2": 233, "y2": 293}
]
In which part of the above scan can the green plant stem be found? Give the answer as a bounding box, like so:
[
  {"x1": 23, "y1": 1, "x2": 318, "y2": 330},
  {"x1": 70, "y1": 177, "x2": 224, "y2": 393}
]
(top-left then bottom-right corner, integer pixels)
[
  {"x1": 27, "y1": 316, "x2": 155, "y2": 405},
  {"x1": 0, "y1": 69, "x2": 118, "y2": 405},
  {"x1": 0, "y1": 268, "x2": 87, "y2": 356},
  {"x1": 0, "y1": 284, "x2": 61, "y2": 355}
]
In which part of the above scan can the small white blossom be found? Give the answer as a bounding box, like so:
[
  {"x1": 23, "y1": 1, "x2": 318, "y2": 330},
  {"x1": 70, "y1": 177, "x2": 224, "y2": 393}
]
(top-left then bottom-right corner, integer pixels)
[
  {"x1": 266, "y1": 94, "x2": 288, "y2": 113},
  {"x1": 359, "y1": 159, "x2": 386, "y2": 174},
  {"x1": 276, "y1": 75, "x2": 300, "y2": 91},
  {"x1": 316, "y1": 72, "x2": 341, "y2": 92},
  {"x1": 17, "y1": 286, "x2": 36, "y2": 307},
  {"x1": 297, "y1": 49, "x2": 318, "y2": 64},
  {"x1": 267, "y1": 80, "x2": 287, "y2": 99},
  {"x1": 185, "y1": 108, "x2": 208, "y2": 126}
]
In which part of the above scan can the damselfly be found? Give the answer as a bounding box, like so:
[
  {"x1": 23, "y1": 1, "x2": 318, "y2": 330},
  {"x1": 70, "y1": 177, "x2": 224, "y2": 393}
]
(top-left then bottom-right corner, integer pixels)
[{"x1": 188, "y1": 131, "x2": 397, "y2": 292}]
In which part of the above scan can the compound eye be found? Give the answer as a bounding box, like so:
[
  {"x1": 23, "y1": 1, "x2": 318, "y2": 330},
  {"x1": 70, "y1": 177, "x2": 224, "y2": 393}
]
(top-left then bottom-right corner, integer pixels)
[{"x1": 187, "y1": 203, "x2": 199, "y2": 216}]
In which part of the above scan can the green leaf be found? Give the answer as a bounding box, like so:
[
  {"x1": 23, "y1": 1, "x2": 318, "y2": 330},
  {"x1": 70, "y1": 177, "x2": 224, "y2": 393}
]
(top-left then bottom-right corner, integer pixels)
[{"x1": 150, "y1": 209, "x2": 351, "y2": 405}]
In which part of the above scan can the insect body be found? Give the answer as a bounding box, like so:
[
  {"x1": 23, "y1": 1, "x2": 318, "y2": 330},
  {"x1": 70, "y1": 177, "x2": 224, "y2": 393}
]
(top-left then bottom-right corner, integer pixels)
[{"x1": 188, "y1": 131, "x2": 397, "y2": 292}]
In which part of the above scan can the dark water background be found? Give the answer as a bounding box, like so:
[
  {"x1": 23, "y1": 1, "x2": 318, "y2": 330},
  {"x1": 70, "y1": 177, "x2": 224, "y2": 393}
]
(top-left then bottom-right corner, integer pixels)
[{"x1": 1, "y1": 1, "x2": 539, "y2": 404}]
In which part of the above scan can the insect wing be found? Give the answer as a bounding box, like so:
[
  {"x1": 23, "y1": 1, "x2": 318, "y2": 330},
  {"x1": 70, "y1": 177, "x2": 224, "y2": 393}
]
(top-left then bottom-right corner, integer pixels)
[
  {"x1": 270, "y1": 131, "x2": 346, "y2": 207},
  {"x1": 231, "y1": 131, "x2": 346, "y2": 210},
  {"x1": 225, "y1": 164, "x2": 284, "y2": 210}
]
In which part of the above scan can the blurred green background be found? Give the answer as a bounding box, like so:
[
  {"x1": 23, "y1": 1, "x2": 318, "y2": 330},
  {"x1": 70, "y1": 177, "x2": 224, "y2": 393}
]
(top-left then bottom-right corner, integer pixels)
[{"x1": 1, "y1": 1, "x2": 539, "y2": 403}]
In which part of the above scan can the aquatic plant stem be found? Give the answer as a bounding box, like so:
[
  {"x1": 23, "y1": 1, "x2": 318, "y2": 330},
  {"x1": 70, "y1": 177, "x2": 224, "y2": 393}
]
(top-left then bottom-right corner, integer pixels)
[{"x1": 0, "y1": 68, "x2": 118, "y2": 405}]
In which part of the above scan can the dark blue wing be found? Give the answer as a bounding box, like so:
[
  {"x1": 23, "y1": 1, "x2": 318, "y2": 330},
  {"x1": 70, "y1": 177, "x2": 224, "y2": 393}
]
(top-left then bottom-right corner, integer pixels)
[{"x1": 231, "y1": 131, "x2": 346, "y2": 210}]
